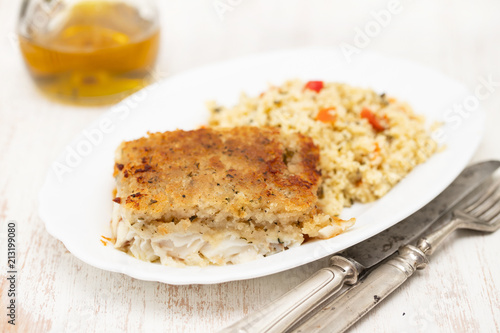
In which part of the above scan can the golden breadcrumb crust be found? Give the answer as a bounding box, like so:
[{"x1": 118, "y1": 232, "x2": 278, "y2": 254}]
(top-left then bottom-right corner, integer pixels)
[{"x1": 113, "y1": 127, "x2": 322, "y2": 224}]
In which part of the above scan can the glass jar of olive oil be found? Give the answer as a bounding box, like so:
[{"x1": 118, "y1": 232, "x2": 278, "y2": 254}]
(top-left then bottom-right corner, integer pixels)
[{"x1": 18, "y1": 0, "x2": 160, "y2": 105}]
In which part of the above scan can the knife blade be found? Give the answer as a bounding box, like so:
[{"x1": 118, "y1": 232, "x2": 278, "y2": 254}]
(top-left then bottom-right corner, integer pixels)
[{"x1": 219, "y1": 161, "x2": 500, "y2": 333}]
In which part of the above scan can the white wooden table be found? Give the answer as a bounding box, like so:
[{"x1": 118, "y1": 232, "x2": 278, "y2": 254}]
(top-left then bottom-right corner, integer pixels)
[{"x1": 1, "y1": 1, "x2": 499, "y2": 332}]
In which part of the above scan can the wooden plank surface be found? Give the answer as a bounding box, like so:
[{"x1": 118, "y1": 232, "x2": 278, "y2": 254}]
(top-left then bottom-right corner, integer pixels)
[{"x1": 1, "y1": 0, "x2": 499, "y2": 332}]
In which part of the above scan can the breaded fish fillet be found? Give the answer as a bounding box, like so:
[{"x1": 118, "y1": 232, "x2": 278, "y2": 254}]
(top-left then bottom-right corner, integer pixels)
[{"x1": 111, "y1": 127, "x2": 353, "y2": 266}]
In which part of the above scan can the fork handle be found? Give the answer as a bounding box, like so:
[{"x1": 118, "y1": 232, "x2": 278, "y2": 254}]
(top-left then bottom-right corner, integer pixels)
[
  {"x1": 291, "y1": 245, "x2": 428, "y2": 333},
  {"x1": 417, "y1": 216, "x2": 464, "y2": 255},
  {"x1": 218, "y1": 256, "x2": 360, "y2": 333}
]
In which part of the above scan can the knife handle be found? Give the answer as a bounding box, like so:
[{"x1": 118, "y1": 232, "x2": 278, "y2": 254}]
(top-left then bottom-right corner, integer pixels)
[
  {"x1": 219, "y1": 256, "x2": 361, "y2": 333},
  {"x1": 291, "y1": 245, "x2": 429, "y2": 333}
]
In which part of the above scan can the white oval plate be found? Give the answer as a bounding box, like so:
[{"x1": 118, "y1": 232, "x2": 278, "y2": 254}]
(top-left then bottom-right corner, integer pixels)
[{"x1": 39, "y1": 49, "x2": 484, "y2": 285}]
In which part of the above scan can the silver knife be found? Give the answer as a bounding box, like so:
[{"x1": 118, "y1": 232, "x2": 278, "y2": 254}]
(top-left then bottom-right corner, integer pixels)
[
  {"x1": 219, "y1": 161, "x2": 500, "y2": 333},
  {"x1": 292, "y1": 162, "x2": 500, "y2": 333}
]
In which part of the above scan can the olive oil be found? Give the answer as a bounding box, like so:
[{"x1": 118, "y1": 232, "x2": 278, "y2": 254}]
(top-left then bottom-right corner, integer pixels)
[{"x1": 19, "y1": 1, "x2": 160, "y2": 105}]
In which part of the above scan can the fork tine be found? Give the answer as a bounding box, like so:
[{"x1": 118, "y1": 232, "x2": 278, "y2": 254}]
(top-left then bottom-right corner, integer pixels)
[
  {"x1": 481, "y1": 213, "x2": 500, "y2": 232},
  {"x1": 464, "y1": 179, "x2": 500, "y2": 215},
  {"x1": 478, "y1": 217, "x2": 500, "y2": 233},
  {"x1": 472, "y1": 192, "x2": 500, "y2": 218},
  {"x1": 480, "y1": 194, "x2": 500, "y2": 221}
]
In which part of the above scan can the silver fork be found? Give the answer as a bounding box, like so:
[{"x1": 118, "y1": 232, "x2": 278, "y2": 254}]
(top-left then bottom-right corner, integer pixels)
[
  {"x1": 292, "y1": 178, "x2": 500, "y2": 333},
  {"x1": 417, "y1": 177, "x2": 500, "y2": 256}
]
